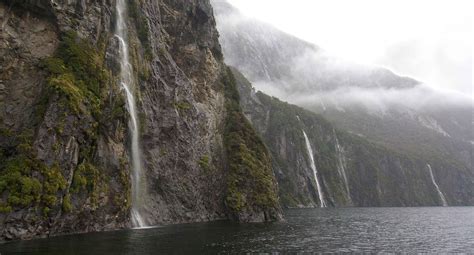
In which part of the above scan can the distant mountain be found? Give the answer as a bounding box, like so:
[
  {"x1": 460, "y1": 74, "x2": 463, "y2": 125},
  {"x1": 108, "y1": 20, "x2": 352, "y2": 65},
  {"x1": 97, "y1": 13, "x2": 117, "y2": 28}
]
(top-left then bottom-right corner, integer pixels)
[
  {"x1": 233, "y1": 67, "x2": 474, "y2": 207},
  {"x1": 212, "y1": 0, "x2": 419, "y2": 92},
  {"x1": 212, "y1": 0, "x2": 473, "y2": 172}
]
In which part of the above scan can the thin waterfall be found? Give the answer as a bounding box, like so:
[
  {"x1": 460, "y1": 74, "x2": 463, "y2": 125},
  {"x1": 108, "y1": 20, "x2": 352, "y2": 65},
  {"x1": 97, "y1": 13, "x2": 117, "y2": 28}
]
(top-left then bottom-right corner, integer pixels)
[
  {"x1": 302, "y1": 131, "x2": 327, "y2": 208},
  {"x1": 334, "y1": 131, "x2": 351, "y2": 202},
  {"x1": 115, "y1": 0, "x2": 147, "y2": 228},
  {"x1": 427, "y1": 164, "x2": 448, "y2": 206}
]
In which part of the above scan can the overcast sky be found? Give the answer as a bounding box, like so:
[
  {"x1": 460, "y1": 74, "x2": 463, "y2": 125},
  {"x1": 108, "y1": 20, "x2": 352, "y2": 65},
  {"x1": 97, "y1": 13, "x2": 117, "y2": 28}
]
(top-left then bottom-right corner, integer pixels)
[{"x1": 227, "y1": 0, "x2": 473, "y2": 97}]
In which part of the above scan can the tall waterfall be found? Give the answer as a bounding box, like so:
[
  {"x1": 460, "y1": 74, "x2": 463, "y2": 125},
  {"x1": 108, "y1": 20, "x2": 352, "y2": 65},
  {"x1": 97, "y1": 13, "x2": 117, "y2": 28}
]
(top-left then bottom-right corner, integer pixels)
[
  {"x1": 115, "y1": 0, "x2": 147, "y2": 228},
  {"x1": 427, "y1": 164, "x2": 448, "y2": 206},
  {"x1": 334, "y1": 132, "x2": 351, "y2": 202},
  {"x1": 302, "y1": 131, "x2": 327, "y2": 207}
]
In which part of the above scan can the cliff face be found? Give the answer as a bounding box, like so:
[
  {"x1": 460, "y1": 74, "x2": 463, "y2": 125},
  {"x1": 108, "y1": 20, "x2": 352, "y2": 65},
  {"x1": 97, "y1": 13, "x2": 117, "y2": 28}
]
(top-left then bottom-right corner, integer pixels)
[
  {"x1": 233, "y1": 68, "x2": 474, "y2": 208},
  {"x1": 0, "y1": 0, "x2": 129, "y2": 240},
  {"x1": 0, "y1": 0, "x2": 281, "y2": 241}
]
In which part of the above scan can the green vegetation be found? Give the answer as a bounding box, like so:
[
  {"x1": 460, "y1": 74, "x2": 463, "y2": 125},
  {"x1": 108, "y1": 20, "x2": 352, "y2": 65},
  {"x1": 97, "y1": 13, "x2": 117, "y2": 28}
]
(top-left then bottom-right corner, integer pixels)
[
  {"x1": 62, "y1": 193, "x2": 73, "y2": 213},
  {"x1": 0, "y1": 130, "x2": 66, "y2": 213},
  {"x1": 71, "y1": 161, "x2": 103, "y2": 207},
  {"x1": 0, "y1": 31, "x2": 120, "y2": 215},
  {"x1": 41, "y1": 31, "x2": 118, "y2": 210},
  {"x1": 323, "y1": 104, "x2": 467, "y2": 169},
  {"x1": 42, "y1": 31, "x2": 109, "y2": 116},
  {"x1": 127, "y1": 0, "x2": 152, "y2": 59},
  {"x1": 233, "y1": 70, "x2": 338, "y2": 207},
  {"x1": 174, "y1": 101, "x2": 191, "y2": 111},
  {"x1": 0, "y1": 156, "x2": 42, "y2": 208},
  {"x1": 222, "y1": 67, "x2": 279, "y2": 214},
  {"x1": 236, "y1": 66, "x2": 463, "y2": 207},
  {"x1": 116, "y1": 157, "x2": 131, "y2": 211},
  {"x1": 42, "y1": 163, "x2": 67, "y2": 207},
  {"x1": 198, "y1": 155, "x2": 210, "y2": 172},
  {"x1": 111, "y1": 96, "x2": 127, "y2": 121}
]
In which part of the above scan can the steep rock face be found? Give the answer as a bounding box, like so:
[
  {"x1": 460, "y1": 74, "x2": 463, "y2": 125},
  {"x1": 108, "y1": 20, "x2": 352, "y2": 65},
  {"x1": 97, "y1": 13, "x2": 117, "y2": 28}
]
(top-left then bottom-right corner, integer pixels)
[
  {"x1": 0, "y1": 0, "x2": 281, "y2": 241},
  {"x1": 233, "y1": 68, "x2": 474, "y2": 208},
  {"x1": 1, "y1": 0, "x2": 130, "y2": 240},
  {"x1": 133, "y1": 0, "x2": 281, "y2": 226},
  {"x1": 136, "y1": 0, "x2": 229, "y2": 225}
]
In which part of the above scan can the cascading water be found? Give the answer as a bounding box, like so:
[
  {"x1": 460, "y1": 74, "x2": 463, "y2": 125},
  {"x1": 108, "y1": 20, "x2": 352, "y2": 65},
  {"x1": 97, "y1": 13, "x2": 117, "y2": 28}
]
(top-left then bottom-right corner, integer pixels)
[
  {"x1": 302, "y1": 131, "x2": 327, "y2": 208},
  {"x1": 427, "y1": 164, "x2": 448, "y2": 207},
  {"x1": 115, "y1": 0, "x2": 147, "y2": 228},
  {"x1": 334, "y1": 132, "x2": 351, "y2": 202}
]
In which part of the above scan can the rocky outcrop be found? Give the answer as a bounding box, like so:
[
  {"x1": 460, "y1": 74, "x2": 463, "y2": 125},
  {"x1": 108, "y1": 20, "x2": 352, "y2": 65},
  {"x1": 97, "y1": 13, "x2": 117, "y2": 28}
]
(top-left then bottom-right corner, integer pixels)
[
  {"x1": 0, "y1": 0, "x2": 281, "y2": 241},
  {"x1": 233, "y1": 68, "x2": 474, "y2": 208}
]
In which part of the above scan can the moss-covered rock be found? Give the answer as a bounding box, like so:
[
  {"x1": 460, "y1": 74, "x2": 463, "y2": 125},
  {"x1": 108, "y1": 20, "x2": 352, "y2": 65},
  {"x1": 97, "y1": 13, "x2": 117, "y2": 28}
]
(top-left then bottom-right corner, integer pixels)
[
  {"x1": 71, "y1": 161, "x2": 104, "y2": 207},
  {"x1": 0, "y1": 130, "x2": 66, "y2": 214},
  {"x1": 222, "y1": 67, "x2": 281, "y2": 221},
  {"x1": 41, "y1": 31, "x2": 109, "y2": 116}
]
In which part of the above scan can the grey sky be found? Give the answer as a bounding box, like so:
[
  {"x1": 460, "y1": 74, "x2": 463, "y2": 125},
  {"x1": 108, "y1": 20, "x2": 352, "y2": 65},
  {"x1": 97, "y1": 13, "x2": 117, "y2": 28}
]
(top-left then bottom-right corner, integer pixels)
[{"x1": 227, "y1": 0, "x2": 473, "y2": 97}]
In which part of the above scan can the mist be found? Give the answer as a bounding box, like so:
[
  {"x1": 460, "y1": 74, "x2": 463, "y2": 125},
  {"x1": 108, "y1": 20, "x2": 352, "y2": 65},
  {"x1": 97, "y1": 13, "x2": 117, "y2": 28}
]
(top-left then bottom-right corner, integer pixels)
[
  {"x1": 213, "y1": 0, "x2": 473, "y2": 116},
  {"x1": 226, "y1": 0, "x2": 473, "y2": 97},
  {"x1": 251, "y1": 49, "x2": 473, "y2": 115},
  {"x1": 255, "y1": 80, "x2": 473, "y2": 117}
]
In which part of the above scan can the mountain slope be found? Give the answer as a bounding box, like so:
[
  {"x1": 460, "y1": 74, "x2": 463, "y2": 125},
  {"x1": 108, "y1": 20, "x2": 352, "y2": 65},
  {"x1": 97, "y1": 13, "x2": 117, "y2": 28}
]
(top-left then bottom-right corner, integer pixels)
[
  {"x1": 233, "y1": 68, "x2": 474, "y2": 208},
  {"x1": 212, "y1": 0, "x2": 473, "y2": 175}
]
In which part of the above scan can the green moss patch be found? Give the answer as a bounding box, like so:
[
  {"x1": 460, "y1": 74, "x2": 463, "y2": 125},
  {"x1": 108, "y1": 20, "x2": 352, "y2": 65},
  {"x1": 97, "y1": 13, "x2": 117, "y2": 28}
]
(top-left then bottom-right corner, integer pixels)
[
  {"x1": 41, "y1": 31, "x2": 109, "y2": 116},
  {"x1": 222, "y1": 67, "x2": 279, "y2": 215},
  {"x1": 0, "y1": 31, "x2": 120, "y2": 215},
  {"x1": 71, "y1": 161, "x2": 105, "y2": 207},
  {"x1": 198, "y1": 155, "x2": 211, "y2": 172},
  {"x1": 0, "y1": 130, "x2": 66, "y2": 213}
]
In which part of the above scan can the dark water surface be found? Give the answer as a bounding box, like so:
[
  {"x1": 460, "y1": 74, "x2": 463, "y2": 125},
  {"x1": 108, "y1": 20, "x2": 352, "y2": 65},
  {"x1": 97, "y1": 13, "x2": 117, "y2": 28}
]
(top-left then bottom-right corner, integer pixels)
[{"x1": 1, "y1": 207, "x2": 473, "y2": 254}]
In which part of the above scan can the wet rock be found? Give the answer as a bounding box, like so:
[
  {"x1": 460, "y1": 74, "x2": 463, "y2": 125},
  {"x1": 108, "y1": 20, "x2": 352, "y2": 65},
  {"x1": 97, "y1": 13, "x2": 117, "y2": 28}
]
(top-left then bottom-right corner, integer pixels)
[{"x1": 0, "y1": 0, "x2": 282, "y2": 242}]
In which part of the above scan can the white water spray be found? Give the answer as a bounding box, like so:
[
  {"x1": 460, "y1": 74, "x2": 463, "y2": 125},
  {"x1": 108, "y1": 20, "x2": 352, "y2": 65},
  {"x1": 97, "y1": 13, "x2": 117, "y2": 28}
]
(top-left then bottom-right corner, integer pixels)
[
  {"x1": 302, "y1": 131, "x2": 327, "y2": 207},
  {"x1": 334, "y1": 132, "x2": 351, "y2": 202},
  {"x1": 427, "y1": 164, "x2": 448, "y2": 206},
  {"x1": 115, "y1": 0, "x2": 146, "y2": 228}
]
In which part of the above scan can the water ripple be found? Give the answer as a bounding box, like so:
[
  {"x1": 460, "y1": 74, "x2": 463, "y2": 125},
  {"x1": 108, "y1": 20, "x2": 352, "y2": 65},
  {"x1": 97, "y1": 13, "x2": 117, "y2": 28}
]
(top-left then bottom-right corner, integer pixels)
[{"x1": 1, "y1": 207, "x2": 473, "y2": 254}]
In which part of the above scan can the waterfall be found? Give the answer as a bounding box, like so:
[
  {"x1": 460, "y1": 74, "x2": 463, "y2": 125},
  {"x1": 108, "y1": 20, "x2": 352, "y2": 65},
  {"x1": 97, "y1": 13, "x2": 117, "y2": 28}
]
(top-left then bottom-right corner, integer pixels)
[
  {"x1": 321, "y1": 102, "x2": 327, "y2": 111},
  {"x1": 115, "y1": 0, "x2": 147, "y2": 228},
  {"x1": 427, "y1": 164, "x2": 448, "y2": 206},
  {"x1": 334, "y1": 132, "x2": 351, "y2": 202},
  {"x1": 302, "y1": 131, "x2": 327, "y2": 207}
]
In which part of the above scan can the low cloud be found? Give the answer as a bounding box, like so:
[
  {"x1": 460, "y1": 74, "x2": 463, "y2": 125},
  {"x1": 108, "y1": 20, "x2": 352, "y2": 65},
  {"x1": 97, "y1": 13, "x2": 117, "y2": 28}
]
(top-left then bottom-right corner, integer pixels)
[
  {"x1": 213, "y1": 0, "x2": 473, "y2": 116},
  {"x1": 251, "y1": 48, "x2": 473, "y2": 115}
]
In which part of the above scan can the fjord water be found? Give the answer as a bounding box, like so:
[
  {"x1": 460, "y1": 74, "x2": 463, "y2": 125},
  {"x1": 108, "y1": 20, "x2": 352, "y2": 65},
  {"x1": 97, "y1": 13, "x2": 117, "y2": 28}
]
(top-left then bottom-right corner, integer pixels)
[
  {"x1": 115, "y1": 0, "x2": 146, "y2": 227},
  {"x1": 2, "y1": 207, "x2": 473, "y2": 254}
]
